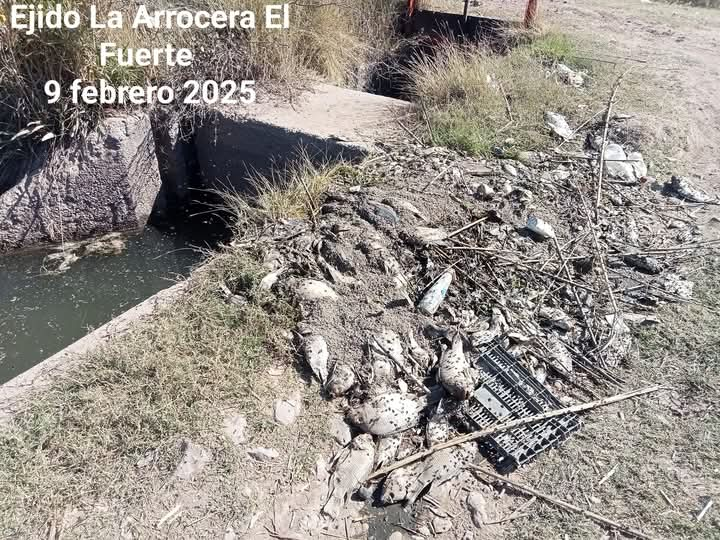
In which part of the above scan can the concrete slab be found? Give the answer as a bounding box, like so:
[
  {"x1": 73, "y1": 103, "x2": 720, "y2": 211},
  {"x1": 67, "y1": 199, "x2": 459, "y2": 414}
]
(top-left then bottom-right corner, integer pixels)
[
  {"x1": 194, "y1": 83, "x2": 410, "y2": 191},
  {"x1": 0, "y1": 114, "x2": 162, "y2": 253}
]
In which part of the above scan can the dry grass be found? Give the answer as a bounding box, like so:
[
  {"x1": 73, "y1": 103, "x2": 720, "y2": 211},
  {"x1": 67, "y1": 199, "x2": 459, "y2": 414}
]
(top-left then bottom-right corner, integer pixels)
[
  {"x1": 0, "y1": 0, "x2": 403, "y2": 152},
  {"x1": 404, "y1": 33, "x2": 615, "y2": 157},
  {"x1": 220, "y1": 152, "x2": 358, "y2": 224},
  {"x1": 506, "y1": 259, "x2": 720, "y2": 539},
  {"x1": 0, "y1": 243, "x2": 330, "y2": 536}
]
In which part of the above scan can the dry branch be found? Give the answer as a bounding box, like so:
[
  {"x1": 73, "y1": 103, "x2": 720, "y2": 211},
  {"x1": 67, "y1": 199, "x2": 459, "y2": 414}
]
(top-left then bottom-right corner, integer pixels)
[
  {"x1": 368, "y1": 385, "x2": 663, "y2": 480},
  {"x1": 471, "y1": 466, "x2": 660, "y2": 540}
]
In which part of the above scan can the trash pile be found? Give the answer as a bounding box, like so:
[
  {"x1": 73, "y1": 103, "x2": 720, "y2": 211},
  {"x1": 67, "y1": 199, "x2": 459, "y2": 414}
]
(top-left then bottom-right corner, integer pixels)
[{"x1": 233, "y1": 123, "x2": 717, "y2": 526}]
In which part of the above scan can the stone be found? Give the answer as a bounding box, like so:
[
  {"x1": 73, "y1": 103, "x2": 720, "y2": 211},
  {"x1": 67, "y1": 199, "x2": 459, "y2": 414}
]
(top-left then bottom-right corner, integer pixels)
[
  {"x1": 476, "y1": 183, "x2": 495, "y2": 199},
  {"x1": 502, "y1": 163, "x2": 518, "y2": 177},
  {"x1": 274, "y1": 394, "x2": 302, "y2": 426},
  {"x1": 627, "y1": 151, "x2": 648, "y2": 179},
  {"x1": 174, "y1": 440, "x2": 212, "y2": 481},
  {"x1": 388, "y1": 533, "x2": 404, "y2": 540},
  {"x1": 545, "y1": 112, "x2": 574, "y2": 140},
  {"x1": 222, "y1": 414, "x2": 248, "y2": 446},
  {"x1": 248, "y1": 447, "x2": 280, "y2": 461},
  {"x1": 0, "y1": 114, "x2": 162, "y2": 253}
]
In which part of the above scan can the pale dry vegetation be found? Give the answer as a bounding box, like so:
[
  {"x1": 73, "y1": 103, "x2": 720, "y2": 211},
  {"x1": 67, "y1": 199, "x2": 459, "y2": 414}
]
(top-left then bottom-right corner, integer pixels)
[
  {"x1": 404, "y1": 32, "x2": 616, "y2": 157},
  {"x1": 0, "y1": 0, "x2": 403, "y2": 148},
  {"x1": 0, "y1": 242, "x2": 330, "y2": 536}
]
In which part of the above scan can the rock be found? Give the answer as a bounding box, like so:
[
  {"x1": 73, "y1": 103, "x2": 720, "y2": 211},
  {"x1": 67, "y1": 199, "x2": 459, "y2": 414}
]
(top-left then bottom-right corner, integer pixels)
[
  {"x1": 603, "y1": 143, "x2": 636, "y2": 182},
  {"x1": 0, "y1": 114, "x2": 161, "y2": 253},
  {"x1": 663, "y1": 273, "x2": 694, "y2": 299},
  {"x1": 475, "y1": 183, "x2": 495, "y2": 199},
  {"x1": 248, "y1": 447, "x2": 280, "y2": 461},
  {"x1": 433, "y1": 517, "x2": 452, "y2": 534},
  {"x1": 502, "y1": 163, "x2": 518, "y2": 177},
  {"x1": 555, "y1": 63, "x2": 585, "y2": 87},
  {"x1": 328, "y1": 415, "x2": 352, "y2": 446},
  {"x1": 222, "y1": 414, "x2": 248, "y2": 446},
  {"x1": 388, "y1": 533, "x2": 405, "y2": 540},
  {"x1": 295, "y1": 279, "x2": 339, "y2": 302},
  {"x1": 361, "y1": 200, "x2": 400, "y2": 226},
  {"x1": 467, "y1": 492, "x2": 489, "y2": 528},
  {"x1": 224, "y1": 525, "x2": 237, "y2": 540},
  {"x1": 545, "y1": 112, "x2": 573, "y2": 140},
  {"x1": 274, "y1": 394, "x2": 302, "y2": 426},
  {"x1": 175, "y1": 440, "x2": 212, "y2": 481}
]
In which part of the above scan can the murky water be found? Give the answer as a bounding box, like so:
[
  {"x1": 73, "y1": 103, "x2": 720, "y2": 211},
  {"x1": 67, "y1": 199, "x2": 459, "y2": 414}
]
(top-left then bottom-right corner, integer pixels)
[{"x1": 0, "y1": 223, "x2": 225, "y2": 384}]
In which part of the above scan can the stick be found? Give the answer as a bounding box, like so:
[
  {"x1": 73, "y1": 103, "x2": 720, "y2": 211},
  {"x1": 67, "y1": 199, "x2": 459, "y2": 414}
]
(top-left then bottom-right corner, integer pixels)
[
  {"x1": 368, "y1": 385, "x2": 663, "y2": 480},
  {"x1": 595, "y1": 70, "x2": 630, "y2": 222},
  {"x1": 447, "y1": 217, "x2": 487, "y2": 239},
  {"x1": 470, "y1": 466, "x2": 660, "y2": 540},
  {"x1": 697, "y1": 499, "x2": 713, "y2": 521},
  {"x1": 396, "y1": 119, "x2": 424, "y2": 147}
]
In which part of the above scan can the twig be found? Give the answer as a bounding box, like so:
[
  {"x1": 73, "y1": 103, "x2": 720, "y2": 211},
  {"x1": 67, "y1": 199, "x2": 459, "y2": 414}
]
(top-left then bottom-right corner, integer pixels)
[
  {"x1": 697, "y1": 499, "x2": 713, "y2": 521},
  {"x1": 553, "y1": 236, "x2": 598, "y2": 347},
  {"x1": 368, "y1": 385, "x2": 663, "y2": 480},
  {"x1": 471, "y1": 466, "x2": 660, "y2": 540},
  {"x1": 595, "y1": 70, "x2": 630, "y2": 222},
  {"x1": 499, "y1": 82, "x2": 514, "y2": 123},
  {"x1": 396, "y1": 119, "x2": 424, "y2": 147},
  {"x1": 597, "y1": 463, "x2": 619, "y2": 486},
  {"x1": 447, "y1": 217, "x2": 487, "y2": 239},
  {"x1": 421, "y1": 166, "x2": 451, "y2": 193}
]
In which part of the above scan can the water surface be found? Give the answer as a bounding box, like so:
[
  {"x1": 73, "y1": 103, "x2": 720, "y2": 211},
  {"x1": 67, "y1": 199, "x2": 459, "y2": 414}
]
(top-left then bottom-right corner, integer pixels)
[{"x1": 0, "y1": 224, "x2": 218, "y2": 384}]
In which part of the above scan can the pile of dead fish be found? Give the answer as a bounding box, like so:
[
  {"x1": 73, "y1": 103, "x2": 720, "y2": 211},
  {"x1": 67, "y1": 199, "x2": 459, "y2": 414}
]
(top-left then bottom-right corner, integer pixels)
[{"x1": 240, "y1": 123, "x2": 718, "y2": 520}]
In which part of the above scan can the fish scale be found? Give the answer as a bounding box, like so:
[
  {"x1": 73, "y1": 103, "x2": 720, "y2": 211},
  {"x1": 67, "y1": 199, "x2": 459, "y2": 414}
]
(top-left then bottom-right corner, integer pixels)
[{"x1": 464, "y1": 338, "x2": 581, "y2": 474}]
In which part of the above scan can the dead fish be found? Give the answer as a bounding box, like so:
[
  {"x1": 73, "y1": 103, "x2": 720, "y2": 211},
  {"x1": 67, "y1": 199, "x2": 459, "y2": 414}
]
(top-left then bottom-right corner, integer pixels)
[
  {"x1": 303, "y1": 335, "x2": 329, "y2": 384},
  {"x1": 405, "y1": 443, "x2": 478, "y2": 506},
  {"x1": 322, "y1": 434, "x2": 375, "y2": 519},
  {"x1": 471, "y1": 308, "x2": 508, "y2": 347},
  {"x1": 325, "y1": 362, "x2": 356, "y2": 397},
  {"x1": 407, "y1": 332, "x2": 432, "y2": 369},
  {"x1": 371, "y1": 329, "x2": 404, "y2": 365},
  {"x1": 381, "y1": 461, "x2": 423, "y2": 505},
  {"x1": 538, "y1": 306, "x2": 574, "y2": 331},
  {"x1": 295, "y1": 279, "x2": 339, "y2": 302},
  {"x1": 426, "y1": 412, "x2": 450, "y2": 447},
  {"x1": 438, "y1": 333, "x2": 474, "y2": 400},
  {"x1": 347, "y1": 393, "x2": 423, "y2": 436},
  {"x1": 375, "y1": 435, "x2": 402, "y2": 470}
]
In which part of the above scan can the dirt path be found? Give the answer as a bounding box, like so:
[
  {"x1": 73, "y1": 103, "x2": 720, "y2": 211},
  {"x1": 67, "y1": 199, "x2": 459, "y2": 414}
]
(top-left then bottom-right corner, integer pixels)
[{"x1": 548, "y1": 0, "x2": 720, "y2": 187}]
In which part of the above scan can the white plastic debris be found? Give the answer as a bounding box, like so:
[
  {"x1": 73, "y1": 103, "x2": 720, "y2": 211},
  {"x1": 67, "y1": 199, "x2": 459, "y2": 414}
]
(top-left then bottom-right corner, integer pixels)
[
  {"x1": 526, "y1": 216, "x2": 556, "y2": 239},
  {"x1": 604, "y1": 143, "x2": 636, "y2": 182},
  {"x1": 273, "y1": 395, "x2": 302, "y2": 426},
  {"x1": 418, "y1": 271, "x2": 453, "y2": 316},
  {"x1": 303, "y1": 335, "x2": 329, "y2": 384},
  {"x1": 295, "y1": 279, "x2": 339, "y2": 301},
  {"x1": 556, "y1": 63, "x2": 585, "y2": 87},
  {"x1": 260, "y1": 268, "x2": 284, "y2": 290},
  {"x1": 545, "y1": 112, "x2": 574, "y2": 140}
]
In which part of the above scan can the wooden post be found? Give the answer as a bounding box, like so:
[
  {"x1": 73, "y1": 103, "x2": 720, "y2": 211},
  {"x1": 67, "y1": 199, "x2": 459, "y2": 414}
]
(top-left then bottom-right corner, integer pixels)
[
  {"x1": 463, "y1": 0, "x2": 470, "y2": 20},
  {"x1": 524, "y1": 0, "x2": 539, "y2": 28}
]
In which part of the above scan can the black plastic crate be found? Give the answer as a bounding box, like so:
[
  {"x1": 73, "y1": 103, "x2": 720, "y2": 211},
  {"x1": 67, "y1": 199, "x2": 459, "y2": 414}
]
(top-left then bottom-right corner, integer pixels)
[{"x1": 465, "y1": 339, "x2": 582, "y2": 473}]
